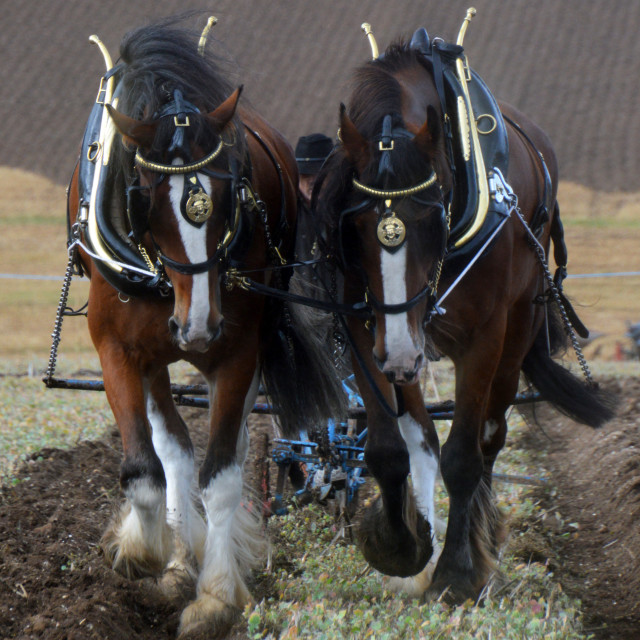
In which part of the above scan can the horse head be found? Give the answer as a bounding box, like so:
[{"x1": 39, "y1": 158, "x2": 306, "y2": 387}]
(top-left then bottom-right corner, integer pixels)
[
  {"x1": 324, "y1": 49, "x2": 452, "y2": 383},
  {"x1": 107, "y1": 86, "x2": 243, "y2": 352}
]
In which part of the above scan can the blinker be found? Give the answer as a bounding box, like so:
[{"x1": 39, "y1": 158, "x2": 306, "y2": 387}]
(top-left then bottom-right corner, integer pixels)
[{"x1": 376, "y1": 199, "x2": 406, "y2": 250}]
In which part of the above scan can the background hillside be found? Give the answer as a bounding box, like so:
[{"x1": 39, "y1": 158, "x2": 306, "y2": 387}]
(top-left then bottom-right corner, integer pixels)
[
  {"x1": 1, "y1": 1, "x2": 639, "y2": 361},
  {"x1": 1, "y1": 0, "x2": 639, "y2": 192}
]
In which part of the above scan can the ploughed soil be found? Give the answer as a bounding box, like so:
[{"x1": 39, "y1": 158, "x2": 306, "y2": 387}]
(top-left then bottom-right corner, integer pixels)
[{"x1": 1, "y1": 377, "x2": 639, "y2": 639}]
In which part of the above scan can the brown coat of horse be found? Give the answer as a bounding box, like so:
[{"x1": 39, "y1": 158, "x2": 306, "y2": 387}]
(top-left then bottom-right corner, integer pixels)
[
  {"x1": 68, "y1": 20, "x2": 342, "y2": 636},
  {"x1": 315, "y1": 41, "x2": 613, "y2": 602}
]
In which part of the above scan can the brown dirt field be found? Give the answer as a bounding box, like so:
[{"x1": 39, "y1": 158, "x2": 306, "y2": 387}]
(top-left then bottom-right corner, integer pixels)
[
  {"x1": 519, "y1": 377, "x2": 640, "y2": 639},
  {"x1": 1, "y1": 377, "x2": 640, "y2": 640},
  {"x1": 0, "y1": 409, "x2": 271, "y2": 640}
]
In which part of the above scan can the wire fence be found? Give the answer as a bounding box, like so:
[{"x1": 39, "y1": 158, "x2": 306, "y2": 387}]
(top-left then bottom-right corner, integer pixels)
[{"x1": 3, "y1": 271, "x2": 640, "y2": 282}]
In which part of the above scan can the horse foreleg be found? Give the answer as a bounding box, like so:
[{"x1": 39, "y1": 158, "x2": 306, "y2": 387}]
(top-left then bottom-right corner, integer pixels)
[
  {"x1": 98, "y1": 350, "x2": 172, "y2": 580},
  {"x1": 429, "y1": 335, "x2": 506, "y2": 602},
  {"x1": 386, "y1": 383, "x2": 442, "y2": 596},
  {"x1": 349, "y1": 330, "x2": 434, "y2": 578},
  {"x1": 144, "y1": 368, "x2": 206, "y2": 601},
  {"x1": 179, "y1": 358, "x2": 263, "y2": 637}
]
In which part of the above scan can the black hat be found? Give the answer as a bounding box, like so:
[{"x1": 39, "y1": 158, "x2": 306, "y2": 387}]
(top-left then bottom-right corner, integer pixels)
[{"x1": 295, "y1": 133, "x2": 334, "y2": 174}]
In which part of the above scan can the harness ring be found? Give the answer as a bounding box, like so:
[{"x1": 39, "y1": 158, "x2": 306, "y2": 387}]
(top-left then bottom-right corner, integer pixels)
[
  {"x1": 476, "y1": 113, "x2": 497, "y2": 135},
  {"x1": 87, "y1": 141, "x2": 102, "y2": 163}
]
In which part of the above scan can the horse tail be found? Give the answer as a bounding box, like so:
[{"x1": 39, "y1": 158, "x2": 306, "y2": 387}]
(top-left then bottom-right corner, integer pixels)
[
  {"x1": 521, "y1": 306, "x2": 615, "y2": 428},
  {"x1": 261, "y1": 292, "x2": 347, "y2": 438}
]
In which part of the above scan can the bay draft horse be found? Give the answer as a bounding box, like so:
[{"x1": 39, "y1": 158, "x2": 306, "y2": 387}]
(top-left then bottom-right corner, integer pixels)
[
  {"x1": 68, "y1": 20, "x2": 342, "y2": 636},
  {"x1": 315, "y1": 41, "x2": 614, "y2": 601}
]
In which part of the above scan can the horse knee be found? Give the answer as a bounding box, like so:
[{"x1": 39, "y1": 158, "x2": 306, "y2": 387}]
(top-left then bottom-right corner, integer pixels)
[
  {"x1": 365, "y1": 441, "x2": 410, "y2": 487},
  {"x1": 120, "y1": 447, "x2": 166, "y2": 493},
  {"x1": 440, "y1": 439, "x2": 483, "y2": 498}
]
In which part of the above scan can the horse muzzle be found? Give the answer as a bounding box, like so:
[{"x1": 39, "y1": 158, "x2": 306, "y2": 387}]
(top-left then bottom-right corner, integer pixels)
[
  {"x1": 168, "y1": 316, "x2": 223, "y2": 352},
  {"x1": 374, "y1": 350, "x2": 425, "y2": 385}
]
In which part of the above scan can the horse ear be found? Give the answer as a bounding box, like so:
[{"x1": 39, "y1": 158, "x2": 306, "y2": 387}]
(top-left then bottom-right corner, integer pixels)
[
  {"x1": 106, "y1": 105, "x2": 157, "y2": 149},
  {"x1": 339, "y1": 104, "x2": 369, "y2": 165},
  {"x1": 206, "y1": 86, "x2": 243, "y2": 131},
  {"x1": 413, "y1": 105, "x2": 440, "y2": 154}
]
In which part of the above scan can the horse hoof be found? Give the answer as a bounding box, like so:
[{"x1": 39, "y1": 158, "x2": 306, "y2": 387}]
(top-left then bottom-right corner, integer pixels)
[
  {"x1": 178, "y1": 595, "x2": 241, "y2": 638},
  {"x1": 384, "y1": 544, "x2": 441, "y2": 596},
  {"x1": 158, "y1": 562, "x2": 198, "y2": 604},
  {"x1": 100, "y1": 502, "x2": 172, "y2": 580},
  {"x1": 357, "y1": 496, "x2": 433, "y2": 577},
  {"x1": 425, "y1": 569, "x2": 481, "y2": 605}
]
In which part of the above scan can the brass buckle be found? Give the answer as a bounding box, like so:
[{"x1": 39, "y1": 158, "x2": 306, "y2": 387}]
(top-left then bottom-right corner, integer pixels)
[
  {"x1": 96, "y1": 77, "x2": 107, "y2": 105},
  {"x1": 174, "y1": 114, "x2": 190, "y2": 127},
  {"x1": 272, "y1": 246, "x2": 287, "y2": 266},
  {"x1": 225, "y1": 268, "x2": 250, "y2": 291},
  {"x1": 463, "y1": 55, "x2": 472, "y2": 82},
  {"x1": 378, "y1": 140, "x2": 394, "y2": 152}
]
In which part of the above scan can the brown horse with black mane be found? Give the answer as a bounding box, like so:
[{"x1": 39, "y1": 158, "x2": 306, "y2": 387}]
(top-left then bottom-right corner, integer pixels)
[
  {"x1": 314, "y1": 28, "x2": 614, "y2": 601},
  {"x1": 67, "y1": 17, "x2": 342, "y2": 636}
]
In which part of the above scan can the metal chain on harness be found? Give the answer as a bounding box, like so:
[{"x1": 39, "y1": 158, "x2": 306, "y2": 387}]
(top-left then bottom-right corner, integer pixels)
[
  {"x1": 329, "y1": 261, "x2": 348, "y2": 372},
  {"x1": 513, "y1": 206, "x2": 595, "y2": 386},
  {"x1": 44, "y1": 225, "x2": 82, "y2": 385},
  {"x1": 253, "y1": 190, "x2": 297, "y2": 361}
]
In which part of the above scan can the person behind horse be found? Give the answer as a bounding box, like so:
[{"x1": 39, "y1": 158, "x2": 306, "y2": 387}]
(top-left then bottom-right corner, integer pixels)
[
  {"x1": 283, "y1": 133, "x2": 337, "y2": 493},
  {"x1": 295, "y1": 133, "x2": 334, "y2": 260}
]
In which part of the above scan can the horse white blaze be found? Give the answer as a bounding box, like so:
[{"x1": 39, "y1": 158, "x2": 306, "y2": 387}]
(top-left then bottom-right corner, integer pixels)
[
  {"x1": 380, "y1": 246, "x2": 421, "y2": 372},
  {"x1": 168, "y1": 168, "x2": 213, "y2": 344}
]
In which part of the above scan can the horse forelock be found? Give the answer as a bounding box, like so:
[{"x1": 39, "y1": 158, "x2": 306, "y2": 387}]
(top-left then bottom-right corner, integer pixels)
[
  {"x1": 115, "y1": 16, "x2": 246, "y2": 165},
  {"x1": 316, "y1": 41, "x2": 445, "y2": 237}
]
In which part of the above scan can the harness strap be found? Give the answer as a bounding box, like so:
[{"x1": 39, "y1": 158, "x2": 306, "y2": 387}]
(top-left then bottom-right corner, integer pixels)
[
  {"x1": 503, "y1": 114, "x2": 552, "y2": 234},
  {"x1": 366, "y1": 284, "x2": 433, "y2": 315},
  {"x1": 225, "y1": 274, "x2": 372, "y2": 318},
  {"x1": 245, "y1": 126, "x2": 289, "y2": 244},
  {"x1": 157, "y1": 246, "x2": 226, "y2": 276},
  {"x1": 431, "y1": 40, "x2": 459, "y2": 184},
  {"x1": 334, "y1": 307, "x2": 403, "y2": 418}
]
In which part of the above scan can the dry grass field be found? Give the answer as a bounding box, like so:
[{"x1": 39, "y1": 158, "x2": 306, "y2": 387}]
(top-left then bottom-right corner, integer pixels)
[{"x1": 1, "y1": 169, "x2": 638, "y2": 364}]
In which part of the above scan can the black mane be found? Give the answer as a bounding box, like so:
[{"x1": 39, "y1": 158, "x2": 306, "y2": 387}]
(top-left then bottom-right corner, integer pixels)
[{"x1": 118, "y1": 16, "x2": 235, "y2": 118}]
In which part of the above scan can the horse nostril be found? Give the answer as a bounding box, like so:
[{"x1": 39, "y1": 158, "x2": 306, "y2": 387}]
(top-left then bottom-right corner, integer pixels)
[
  {"x1": 415, "y1": 353, "x2": 424, "y2": 371},
  {"x1": 373, "y1": 352, "x2": 386, "y2": 372},
  {"x1": 385, "y1": 370, "x2": 396, "y2": 383},
  {"x1": 211, "y1": 318, "x2": 224, "y2": 341},
  {"x1": 168, "y1": 316, "x2": 180, "y2": 338}
]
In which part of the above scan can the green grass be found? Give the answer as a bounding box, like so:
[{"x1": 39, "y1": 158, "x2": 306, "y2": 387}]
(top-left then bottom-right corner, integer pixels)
[
  {"x1": 241, "y1": 361, "x2": 589, "y2": 639},
  {"x1": 0, "y1": 354, "x2": 201, "y2": 483},
  {"x1": 0, "y1": 354, "x2": 112, "y2": 481},
  {"x1": 250, "y1": 473, "x2": 583, "y2": 638}
]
